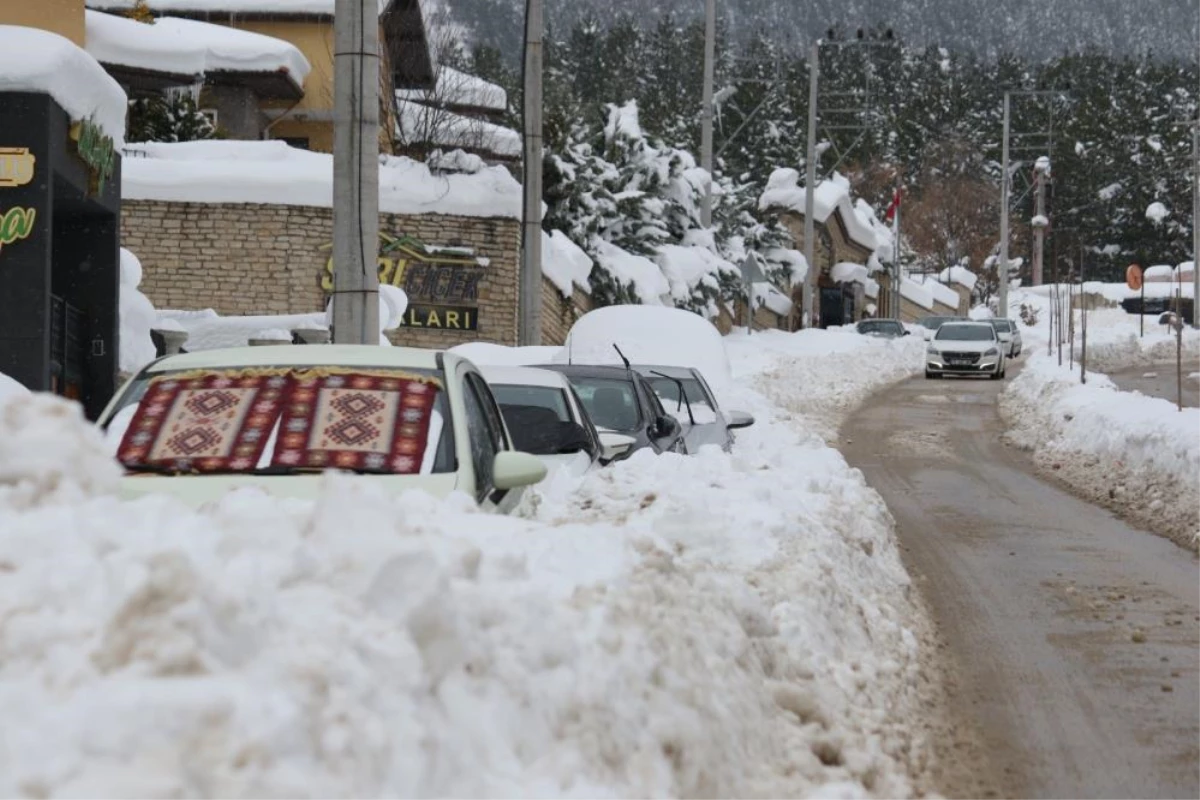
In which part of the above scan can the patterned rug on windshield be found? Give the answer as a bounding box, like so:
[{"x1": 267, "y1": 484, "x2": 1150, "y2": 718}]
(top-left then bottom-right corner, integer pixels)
[
  {"x1": 117, "y1": 371, "x2": 288, "y2": 472},
  {"x1": 269, "y1": 372, "x2": 439, "y2": 474}
]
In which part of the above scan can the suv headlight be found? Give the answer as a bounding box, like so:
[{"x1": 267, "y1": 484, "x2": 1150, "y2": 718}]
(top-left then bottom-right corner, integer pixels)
[{"x1": 984, "y1": 347, "x2": 999, "y2": 356}]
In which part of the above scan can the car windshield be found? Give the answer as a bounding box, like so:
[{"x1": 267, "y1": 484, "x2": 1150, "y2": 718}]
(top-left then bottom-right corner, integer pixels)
[
  {"x1": 859, "y1": 320, "x2": 904, "y2": 335},
  {"x1": 101, "y1": 365, "x2": 456, "y2": 475},
  {"x1": 935, "y1": 325, "x2": 995, "y2": 342},
  {"x1": 990, "y1": 320, "x2": 1013, "y2": 332},
  {"x1": 646, "y1": 376, "x2": 718, "y2": 424},
  {"x1": 490, "y1": 384, "x2": 572, "y2": 422},
  {"x1": 918, "y1": 316, "x2": 955, "y2": 330},
  {"x1": 568, "y1": 376, "x2": 642, "y2": 432}
]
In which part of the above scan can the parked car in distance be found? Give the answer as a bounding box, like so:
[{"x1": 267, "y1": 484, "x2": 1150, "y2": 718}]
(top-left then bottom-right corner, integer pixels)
[
  {"x1": 855, "y1": 318, "x2": 911, "y2": 339},
  {"x1": 479, "y1": 365, "x2": 636, "y2": 476},
  {"x1": 917, "y1": 315, "x2": 970, "y2": 341},
  {"x1": 987, "y1": 318, "x2": 1023, "y2": 357},
  {"x1": 633, "y1": 364, "x2": 753, "y2": 452},
  {"x1": 925, "y1": 321, "x2": 1006, "y2": 379},
  {"x1": 535, "y1": 363, "x2": 688, "y2": 458},
  {"x1": 96, "y1": 345, "x2": 547, "y2": 512}
]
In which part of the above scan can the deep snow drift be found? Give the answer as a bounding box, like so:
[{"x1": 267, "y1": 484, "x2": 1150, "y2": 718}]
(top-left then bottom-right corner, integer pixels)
[
  {"x1": 999, "y1": 290, "x2": 1200, "y2": 551},
  {"x1": 0, "y1": 328, "x2": 935, "y2": 797}
]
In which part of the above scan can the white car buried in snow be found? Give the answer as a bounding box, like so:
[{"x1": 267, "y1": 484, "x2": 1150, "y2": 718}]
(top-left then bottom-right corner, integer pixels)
[
  {"x1": 925, "y1": 321, "x2": 1007, "y2": 379},
  {"x1": 97, "y1": 345, "x2": 547, "y2": 512},
  {"x1": 480, "y1": 365, "x2": 636, "y2": 477}
]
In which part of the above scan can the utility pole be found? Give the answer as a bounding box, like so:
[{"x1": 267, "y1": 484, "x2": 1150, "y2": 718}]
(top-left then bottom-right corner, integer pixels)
[
  {"x1": 331, "y1": 0, "x2": 380, "y2": 344},
  {"x1": 1192, "y1": 120, "x2": 1198, "y2": 328},
  {"x1": 1032, "y1": 158, "x2": 1048, "y2": 285},
  {"x1": 803, "y1": 40, "x2": 819, "y2": 329},
  {"x1": 998, "y1": 92, "x2": 1011, "y2": 318},
  {"x1": 519, "y1": 0, "x2": 543, "y2": 345},
  {"x1": 699, "y1": 0, "x2": 716, "y2": 227}
]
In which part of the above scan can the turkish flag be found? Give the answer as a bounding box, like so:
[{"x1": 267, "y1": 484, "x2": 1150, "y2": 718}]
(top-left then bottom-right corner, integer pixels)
[{"x1": 884, "y1": 187, "x2": 902, "y2": 222}]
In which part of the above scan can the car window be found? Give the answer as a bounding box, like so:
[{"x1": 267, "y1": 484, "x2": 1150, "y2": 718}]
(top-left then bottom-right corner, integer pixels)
[
  {"x1": 935, "y1": 325, "x2": 996, "y2": 341},
  {"x1": 490, "y1": 384, "x2": 571, "y2": 422},
  {"x1": 567, "y1": 384, "x2": 601, "y2": 459},
  {"x1": 991, "y1": 320, "x2": 1013, "y2": 332},
  {"x1": 461, "y1": 374, "x2": 500, "y2": 499},
  {"x1": 641, "y1": 379, "x2": 668, "y2": 422},
  {"x1": 570, "y1": 376, "x2": 642, "y2": 432}
]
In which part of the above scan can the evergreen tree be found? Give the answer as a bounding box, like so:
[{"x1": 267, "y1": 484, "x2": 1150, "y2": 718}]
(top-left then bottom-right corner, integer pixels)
[{"x1": 128, "y1": 93, "x2": 216, "y2": 143}]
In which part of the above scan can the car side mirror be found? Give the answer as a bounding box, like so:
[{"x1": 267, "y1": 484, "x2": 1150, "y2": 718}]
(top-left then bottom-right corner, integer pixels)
[
  {"x1": 555, "y1": 422, "x2": 592, "y2": 455},
  {"x1": 654, "y1": 415, "x2": 680, "y2": 439},
  {"x1": 726, "y1": 410, "x2": 755, "y2": 430},
  {"x1": 902, "y1": 329, "x2": 911, "y2": 336},
  {"x1": 597, "y1": 430, "x2": 636, "y2": 462},
  {"x1": 492, "y1": 451, "x2": 547, "y2": 490}
]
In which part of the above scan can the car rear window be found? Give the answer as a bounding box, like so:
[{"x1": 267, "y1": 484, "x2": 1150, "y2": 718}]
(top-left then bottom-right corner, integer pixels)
[{"x1": 104, "y1": 365, "x2": 455, "y2": 475}]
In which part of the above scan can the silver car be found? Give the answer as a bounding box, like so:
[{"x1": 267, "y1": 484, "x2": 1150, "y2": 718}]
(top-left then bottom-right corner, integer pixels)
[
  {"x1": 988, "y1": 318, "x2": 1023, "y2": 357},
  {"x1": 633, "y1": 365, "x2": 754, "y2": 452}
]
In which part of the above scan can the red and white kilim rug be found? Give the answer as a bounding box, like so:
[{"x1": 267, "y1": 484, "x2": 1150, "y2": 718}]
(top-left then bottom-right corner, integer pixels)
[
  {"x1": 270, "y1": 372, "x2": 438, "y2": 474},
  {"x1": 117, "y1": 372, "x2": 289, "y2": 472}
]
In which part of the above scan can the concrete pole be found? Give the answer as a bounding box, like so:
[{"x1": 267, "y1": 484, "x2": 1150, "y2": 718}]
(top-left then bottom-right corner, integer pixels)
[
  {"x1": 803, "y1": 40, "x2": 819, "y2": 329},
  {"x1": 998, "y1": 92, "x2": 1011, "y2": 317},
  {"x1": 331, "y1": 0, "x2": 380, "y2": 345},
  {"x1": 519, "y1": 0, "x2": 544, "y2": 345},
  {"x1": 699, "y1": 0, "x2": 716, "y2": 228},
  {"x1": 1032, "y1": 165, "x2": 1046, "y2": 285},
  {"x1": 1192, "y1": 121, "x2": 1198, "y2": 328}
]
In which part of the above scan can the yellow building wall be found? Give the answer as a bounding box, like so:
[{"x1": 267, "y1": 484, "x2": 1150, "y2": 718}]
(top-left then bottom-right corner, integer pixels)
[
  {"x1": 267, "y1": 118, "x2": 334, "y2": 153},
  {"x1": 1, "y1": 0, "x2": 85, "y2": 45}
]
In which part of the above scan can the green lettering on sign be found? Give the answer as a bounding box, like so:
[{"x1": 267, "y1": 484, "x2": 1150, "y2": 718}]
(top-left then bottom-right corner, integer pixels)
[
  {"x1": 0, "y1": 206, "x2": 36, "y2": 254},
  {"x1": 71, "y1": 119, "x2": 115, "y2": 195}
]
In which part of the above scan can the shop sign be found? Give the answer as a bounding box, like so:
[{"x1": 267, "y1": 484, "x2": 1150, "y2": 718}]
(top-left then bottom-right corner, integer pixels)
[
  {"x1": 0, "y1": 206, "x2": 36, "y2": 255},
  {"x1": 69, "y1": 119, "x2": 116, "y2": 195},
  {"x1": 0, "y1": 147, "x2": 35, "y2": 188},
  {"x1": 321, "y1": 233, "x2": 486, "y2": 329}
]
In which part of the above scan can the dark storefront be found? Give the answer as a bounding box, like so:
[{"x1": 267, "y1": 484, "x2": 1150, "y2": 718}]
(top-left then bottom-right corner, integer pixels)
[{"x1": 0, "y1": 91, "x2": 121, "y2": 419}]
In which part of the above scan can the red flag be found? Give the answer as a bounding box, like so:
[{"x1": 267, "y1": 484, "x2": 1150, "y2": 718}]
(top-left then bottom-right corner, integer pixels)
[{"x1": 884, "y1": 187, "x2": 902, "y2": 222}]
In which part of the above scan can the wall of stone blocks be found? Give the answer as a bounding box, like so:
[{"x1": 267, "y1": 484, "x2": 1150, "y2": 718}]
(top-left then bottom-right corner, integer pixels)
[{"x1": 122, "y1": 199, "x2": 530, "y2": 348}]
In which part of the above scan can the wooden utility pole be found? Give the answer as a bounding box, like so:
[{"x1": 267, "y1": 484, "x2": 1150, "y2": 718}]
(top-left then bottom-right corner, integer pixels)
[{"x1": 518, "y1": 0, "x2": 544, "y2": 345}]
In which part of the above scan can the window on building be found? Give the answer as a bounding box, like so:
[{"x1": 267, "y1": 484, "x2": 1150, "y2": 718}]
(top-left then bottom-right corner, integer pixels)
[{"x1": 279, "y1": 137, "x2": 310, "y2": 150}]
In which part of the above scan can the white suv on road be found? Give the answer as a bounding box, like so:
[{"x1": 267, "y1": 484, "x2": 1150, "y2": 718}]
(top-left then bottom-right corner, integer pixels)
[
  {"x1": 988, "y1": 318, "x2": 1023, "y2": 357},
  {"x1": 925, "y1": 322, "x2": 1007, "y2": 380}
]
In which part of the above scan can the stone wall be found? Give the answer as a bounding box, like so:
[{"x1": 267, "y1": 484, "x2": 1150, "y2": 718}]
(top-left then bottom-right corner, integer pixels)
[
  {"x1": 122, "y1": 199, "x2": 529, "y2": 349},
  {"x1": 541, "y1": 280, "x2": 593, "y2": 345}
]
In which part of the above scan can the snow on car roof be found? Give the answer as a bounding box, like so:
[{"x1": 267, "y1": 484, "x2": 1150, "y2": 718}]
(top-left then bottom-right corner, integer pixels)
[
  {"x1": 144, "y1": 344, "x2": 444, "y2": 373},
  {"x1": 479, "y1": 365, "x2": 571, "y2": 389}
]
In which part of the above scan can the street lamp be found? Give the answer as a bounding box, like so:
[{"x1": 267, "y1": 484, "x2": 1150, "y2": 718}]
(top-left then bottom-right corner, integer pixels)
[{"x1": 801, "y1": 28, "x2": 895, "y2": 328}]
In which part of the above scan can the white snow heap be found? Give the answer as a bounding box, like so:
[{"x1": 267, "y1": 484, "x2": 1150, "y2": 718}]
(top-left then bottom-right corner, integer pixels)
[
  {"x1": 899, "y1": 277, "x2": 935, "y2": 311},
  {"x1": 655, "y1": 244, "x2": 736, "y2": 315},
  {"x1": 1034, "y1": 156, "x2": 1051, "y2": 175},
  {"x1": 1031, "y1": 214, "x2": 1049, "y2": 228},
  {"x1": 1145, "y1": 201, "x2": 1170, "y2": 224},
  {"x1": 397, "y1": 101, "x2": 521, "y2": 158},
  {"x1": 156, "y1": 309, "x2": 326, "y2": 350},
  {"x1": 591, "y1": 239, "x2": 670, "y2": 305},
  {"x1": 1143, "y1": 264, "x2": 1176, "y2": 282},
  {"x1": 397, "y1": 65, "x2": 506, "y2": 112},
  {"x1": 0, "y1": 373, "x2": 29, "y2": 404},
  {"x1": 119, "y1": 249, "x2": 160, "y2": 374},
  {"x1": 938, "y1": 265, "x2": 979, "y2": 291},
  {"x1": 757, "y1": 169, "x2": 877, "y2": 253},
  {"x1": 85, "y1": 10, "x2": 311, "y2": 84},
  {"x1": 542, "y1": 230, "x2": 593, "y2": 297},
  {"x1": 0, "y1": 393, "x2": 121, "y2": 509},
  {"x1": 122, "y1": 141, "x2": 523, "y2": 219},
  {"x1": 0, "y1": 25, "x2": 127, "y2": 146},
  {"x1": 910, "y1": 274, "x2": 962, "y2": 310}
]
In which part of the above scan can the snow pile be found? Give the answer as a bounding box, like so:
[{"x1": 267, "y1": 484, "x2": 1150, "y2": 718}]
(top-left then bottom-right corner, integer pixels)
[
  {"x1": 758, "y1": 169, "x2": 877, "y2": 252},
  {"x1": 591, "y1": 239, "x2": 671, "y2": 305},
  {"x1": 156, "y1": 309, "x2": 326, "y2": 350},
  {"x1": 937, "y1": 265, "x2": 978, "y2": 291},
  {"x1": 655, "y1": 244, "x2": 735, "y2": 311},
  {"x1": 1145, "y1": 201, "x2": 1170, "y2": 224},
  {"x1": 0, "y1": 319, "x2": 939, "y2": 797},
  {"x1": 0, "y1": 393, "x2": 120, "y2": 510},
  {"x1": 1000, "y1": 352, "x2": 1200, "y2": 551},
  {"x1": 397, "y1": 101, "x2": 522, "y2": 158},
  {"x1": 558, "y1": 305, "x2": 732, "y2": 390},
  {"x1": 910, "y1": 274, "x2": 961, "y2": 311},
  {"x1": 397, "y1": 65, "x2": 507, "y2": 112},
  {"x1": 122, "y1": 141, "x2": 523, "y2": 219},
  {"x1": 85, "y1": 10, "x2": 311, "y2": 83},
  {"x1": 0, "y1": 373, "x2": 30, "y2": 404},
  {"x1": 542, "y1": 230, "x2": 593, "y2": 297},
  {"x1": 899, "y1": 277, "x2": 935, "y2": 311},
  {"x1": 0, "y1": 26, "x2": 127, "y2": 145},
  {"x1": 119, "y1": 249, "x2": 160, "y2": 374}
]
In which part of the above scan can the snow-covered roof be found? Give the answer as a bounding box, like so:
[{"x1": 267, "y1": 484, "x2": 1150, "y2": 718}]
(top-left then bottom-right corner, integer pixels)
[
  {"x1": 911, "y1": 274, "x2": 961, "y2": 310},
  {"x1": 87, "y1": 0, "x2": 395, "y2": 16},
  {"x1": 899, "y1": 277, "x2": 935, "y2": 311},
  {"x1": 397, "y1": 65, "x2": 506, "y2": 112},
  {"x1": 758, "y1": 169, "x2": 877, "y2": 253},
  {"x1": 830, "y1": 262, "x2": 869, "y2": 285},
  {"x1": 122, "y1": 140, "x2": 523, "y2": 219},
  {"x1": 397, "y1": 100, "x2": 521, "y2": 158},
  {"x1": 86, "y1": 11, "x2": 311, "y2": 84},
  {"x1": 543, "y1": 230, "x2": 593, "y2": 298},
  {"x1": 938, "y1": 265, "x2": 978, "y2": 291},
  {"x1": 0, "y1": 25, "x2": 128, "y2": 146}
]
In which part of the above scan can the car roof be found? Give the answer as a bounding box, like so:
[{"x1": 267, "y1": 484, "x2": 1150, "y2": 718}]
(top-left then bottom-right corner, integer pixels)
[
  {"x1": 479, "y1": 365, "x2": 571, "y2": 389},
  {"x1": 142, "y1": 344, "x2": 445, "y2": 373},
  {"x1": 938, "y1": 321, "x2": 994, "y2": 329}
]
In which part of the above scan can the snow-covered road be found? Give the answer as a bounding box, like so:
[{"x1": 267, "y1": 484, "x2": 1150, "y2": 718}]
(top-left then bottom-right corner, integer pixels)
[{"x1": 0, "y1": 329, "x2": 946, "y2": 798}]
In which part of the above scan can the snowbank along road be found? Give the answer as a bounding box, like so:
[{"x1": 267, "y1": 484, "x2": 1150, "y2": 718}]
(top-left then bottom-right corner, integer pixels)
[{"x1": 841, "y1": 372, "x2": 1200, "y2": 799}]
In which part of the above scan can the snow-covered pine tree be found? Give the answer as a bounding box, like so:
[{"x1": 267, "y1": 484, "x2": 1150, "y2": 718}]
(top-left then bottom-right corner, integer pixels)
[{"x1": 127, "y1": 92, "x2": 216, "y2": 143}]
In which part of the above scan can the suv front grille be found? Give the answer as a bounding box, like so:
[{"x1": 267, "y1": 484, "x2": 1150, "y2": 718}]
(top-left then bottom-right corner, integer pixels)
[{"x1": 941, "y1": 351, "x2": 981, "y2": 364}]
